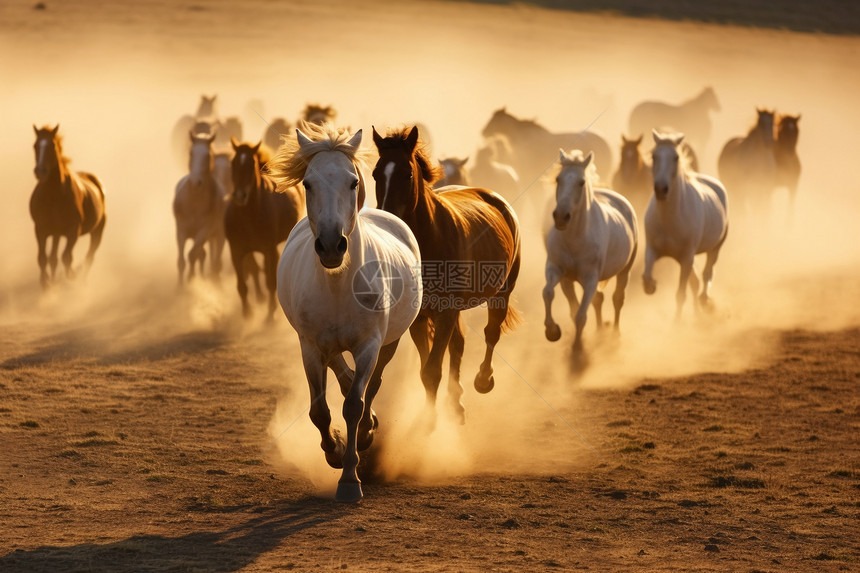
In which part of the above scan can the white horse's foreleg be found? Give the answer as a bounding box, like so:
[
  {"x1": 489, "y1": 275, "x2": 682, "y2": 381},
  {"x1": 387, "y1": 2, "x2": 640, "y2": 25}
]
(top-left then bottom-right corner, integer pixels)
[
  {"x1": 643, "y1": 244, "x2": 658, "y2": 295},
  {"x1": 613, "y1": 265, "x2": 631, "y2": 331},
  {"x1": 358, "y1": 338, "x2": 400, "y2": 451},
  {"x1": 591, "y1": 290, "x2": 605, "y2": 329},
  {"x1": 559, "y1": 277, "x2": 579, "y2": 328},
  {"x1": 299, "y1": 338, "x2": 344, "y2": 470},
  {"x1": 700, "y1": 246, "x2": 722, "y2": 307},
  {"x1": 337, "y1": 337, "x2": 383, "y2": 503},
  {"x1": 574, "y1": 274, "x2": 599, "y2": 352},
  {"x1": 176, "y1": 231, "x2": 187, "y2": 287},
  {"x1": 543, "y1": 263, "x2": 563, "y2": 341},
  {"x1": 328, "y1": 354, "x2": 355, "y2": 398},
  {"x1": 676, "y1": 255, "x2": 695, "y2": 319}
]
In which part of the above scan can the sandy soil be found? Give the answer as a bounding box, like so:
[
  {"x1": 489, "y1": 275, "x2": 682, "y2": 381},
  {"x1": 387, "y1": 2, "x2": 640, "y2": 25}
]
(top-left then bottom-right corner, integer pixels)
[{"x1": 1, "y1": 0, "x2": 859, "y2": 571}]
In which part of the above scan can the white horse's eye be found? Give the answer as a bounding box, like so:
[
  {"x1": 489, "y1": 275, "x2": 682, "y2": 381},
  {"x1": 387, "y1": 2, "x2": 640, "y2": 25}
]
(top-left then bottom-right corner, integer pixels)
[{"x1": 350, "y1": 180, "x2": 358, "y2": 190}]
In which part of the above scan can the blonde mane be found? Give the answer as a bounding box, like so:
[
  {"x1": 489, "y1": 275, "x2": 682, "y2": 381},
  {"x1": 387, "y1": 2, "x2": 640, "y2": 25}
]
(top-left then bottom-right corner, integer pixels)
[
  {"x1": 558, "y1": 149, "x2": 600, "y2": 187},
  {"x1": 267, "y1": 122, "x2": 369, "y2": 190}
]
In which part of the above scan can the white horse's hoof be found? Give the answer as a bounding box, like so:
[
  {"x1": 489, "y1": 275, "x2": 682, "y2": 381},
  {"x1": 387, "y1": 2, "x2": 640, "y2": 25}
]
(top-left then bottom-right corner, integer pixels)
[
  {"x1": 545, "y1": 324, "x2": 562, "y2": 342},
  {"x1": 335, "y1": 481, "x2": 363, "y2": 503}
]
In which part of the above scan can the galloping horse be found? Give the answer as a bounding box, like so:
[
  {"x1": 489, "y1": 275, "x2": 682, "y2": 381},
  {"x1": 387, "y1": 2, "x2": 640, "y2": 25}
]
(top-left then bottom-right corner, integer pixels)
[
  {"x1": 301, "y1": 103, "x2": 337, "y2": 126},
  {"x1": 262, "y1": 117, "x2": 291, "y2": 151},
  {"x1": 470, "y1": 145, "x2": 519, "y2": 203},
  {"x1": 544, "y1": 150, "x2": 637, "y2": 352},
  {"x1": 224, "y1": 139, "x2": 303, "y2": 320},
  {"x1": 434, "y1": 156, "x2": 470, "y2": 188},
  {"x1": 30, "y1": 125, "x2": 107, "y2": 289},
  {"x1": 173, "y1": 131, "x2": 226, "y2": 285},
  {"x1": 775, "y1": 113, "x2": 801, "y2": 214},
  {"x1": 171, "y1": 95, "x2": 219, "y2": 169},
  {"x1": 644, "y1": 130, "x2": 729, "y2": 318},
  {"x1": 628, "y1": 86, "x2": 720, "y2": 156},
  {"x1": 718, "y1": 108, "x2": 777, "y2": 215},
  {"x1": 481, "y1": 107, "x2": 612, "y2": 185},
  {"x1": 270, "y1": 123, "x2": 422, "y2": 502},
  {"x1": 372, "y1": 126, "x2": 521, "y2": 425}
]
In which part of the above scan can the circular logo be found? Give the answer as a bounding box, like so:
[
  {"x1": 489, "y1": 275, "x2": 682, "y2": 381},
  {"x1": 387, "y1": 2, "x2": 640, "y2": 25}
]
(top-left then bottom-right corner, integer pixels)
[{"x1": 352, "y1": 260, "x2": 405, "y2": 311}]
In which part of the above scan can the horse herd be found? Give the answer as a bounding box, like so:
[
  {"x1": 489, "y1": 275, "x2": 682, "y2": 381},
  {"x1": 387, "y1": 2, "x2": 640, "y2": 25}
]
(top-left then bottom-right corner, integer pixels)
[{"x1": 27, "y1": 86, "x2": 801, "y2": 501}]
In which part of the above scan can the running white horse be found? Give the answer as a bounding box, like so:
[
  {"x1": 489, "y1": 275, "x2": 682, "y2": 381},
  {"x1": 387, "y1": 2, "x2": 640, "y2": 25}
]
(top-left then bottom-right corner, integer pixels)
[
  {"x1": 643, "y1": 130, "x2": 728, "y2": 318},
  {"x1": 543, "y1": 150, "x2": 638, "y2": 353},
  {"x1": 270, "y1": 123, "x2": 422, "y2": 503},
  {"x1": 173, "y1": 131, "x2": 227, "y2": 285}
]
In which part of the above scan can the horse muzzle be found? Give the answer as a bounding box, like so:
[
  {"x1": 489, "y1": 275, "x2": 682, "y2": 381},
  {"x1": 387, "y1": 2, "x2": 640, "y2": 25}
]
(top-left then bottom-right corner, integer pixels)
[
  {"x1": 654, "y1": 184, "x2": 669, "y2": 201},
  {"x1": 552, "y1": 210, "x2": 571, "y2": 230},
  {"x1": 314, "y1": 234, "x2": 348, "y2": 269}
]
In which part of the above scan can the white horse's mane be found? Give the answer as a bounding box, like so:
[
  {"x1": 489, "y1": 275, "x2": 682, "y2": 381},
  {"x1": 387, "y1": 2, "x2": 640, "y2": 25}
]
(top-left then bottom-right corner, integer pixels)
[
  {"x1": 558, "y1": 149, "x2": 600, "y2": 187},
  {"x1": 268, "y1": 122, "x2": 369, "y2": 190}
]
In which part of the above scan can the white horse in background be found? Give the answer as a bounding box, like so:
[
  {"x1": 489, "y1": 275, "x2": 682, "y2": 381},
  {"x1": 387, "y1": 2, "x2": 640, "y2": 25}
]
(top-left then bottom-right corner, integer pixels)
[
  {"x1": 173, "y1": 131, "x2": 227, "y2": 285},
  {"x1": 470, "y1": 144, "x2": 520, "y2": 203},
  {"x1": 644, "y1": 130, "x2": 728, "y2": 318},
  {"x1": 270, "y1": 123, "x2": 422, "y2": 503},
  {"x1": 628, "y1": 86, "x2": 720, "y2": 157},
  {"x1": 543, "y1": 150, "x2": 638, "y2": 353}
]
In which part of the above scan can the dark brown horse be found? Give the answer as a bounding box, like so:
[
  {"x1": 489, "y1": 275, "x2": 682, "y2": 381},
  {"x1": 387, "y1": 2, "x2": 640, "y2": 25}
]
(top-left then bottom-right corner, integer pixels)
[
  {"x1": 372, "y1": 126, "x2": 521, "y2": 425},
  {"x1": 718, "y1": 108, "x2": 777, "y2": 215},
  {"x1": 775, "y1": 113, "x2": 801, "y2": 213},
  {"x1": 225, "y1": 139, "x2": 303, "y2": 320},
  {"x1": 30, "y1": 125, "x2": 106, "y2": 289}
]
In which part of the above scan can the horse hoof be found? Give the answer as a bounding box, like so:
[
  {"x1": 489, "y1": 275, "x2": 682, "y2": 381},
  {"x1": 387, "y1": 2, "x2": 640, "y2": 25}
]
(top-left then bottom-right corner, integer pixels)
[
  {"x1": 474, "y1": 374, "x2": 495, "y2": 394},
  {"x1": 335, "y1": 481, "x2": 363, "y2": 503},
  {"x1": 643, "y1": 278, "x2": 657, "y2": 295},
  {"x1": 545, "y1": 324, "x2": 562, "y2": 342},
  {"x1": 357, "y1": 429, "x2": 375, "y2": 452}
]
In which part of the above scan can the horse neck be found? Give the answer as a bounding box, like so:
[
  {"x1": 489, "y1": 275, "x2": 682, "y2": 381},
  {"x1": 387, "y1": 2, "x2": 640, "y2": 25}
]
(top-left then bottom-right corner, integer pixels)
[
  {"x1": 777, "y1": 130, "x2": 798, "y2": 150},
  {"x1": 656, "y1": 170, "x2": 689, "y2": 218}
]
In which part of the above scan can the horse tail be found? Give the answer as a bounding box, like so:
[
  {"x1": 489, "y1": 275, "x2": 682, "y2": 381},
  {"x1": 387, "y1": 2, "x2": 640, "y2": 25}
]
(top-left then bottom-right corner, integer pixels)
[{"x1": 501, "y1": 301, "x2": 521, "y2": 334}]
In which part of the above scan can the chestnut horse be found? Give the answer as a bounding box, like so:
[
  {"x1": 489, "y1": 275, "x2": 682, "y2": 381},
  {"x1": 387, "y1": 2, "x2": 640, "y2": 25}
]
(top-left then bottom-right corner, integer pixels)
[
  {"x1": 30, "y1": 125, "x2": 106, "y2": 289},
  {"x1": 372, "y1": 126, "x2": 521, "y2": 425},
  {"x1": 224, "y1": 139, "x2": 303, "y2": 320}
]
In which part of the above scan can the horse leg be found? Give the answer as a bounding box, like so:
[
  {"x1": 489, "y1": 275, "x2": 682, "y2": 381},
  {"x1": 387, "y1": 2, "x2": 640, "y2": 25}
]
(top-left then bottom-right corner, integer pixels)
[
  {"x1": 328, "y1": 354, "x2": 355, "y2": 398},
  {"x1": 84, "y1": 215, "x2": 106, "y2": 276},
  {"x1": 35, "y1": 231, "x2": 49, "y2": 289},
  {"x1": 298, "y1": 338, "x2": 345, "y2": 470},
  {"x1": 445, "y1": 316, "x2": 466, "y2": 424},
  {"x1": 48, "y1": 235, "x2": 60, "y2": 281},
  {"x1": 229, "y1": 245, "x2": 251, "y2": 318},
  {"x1": 176, "y1": 231, "x2": 187, "y2": 287},
  {"x1": 61, "y1": 234, "x2": 78, "y2": 280},
  {"x1": 208, "y1": 234, "x2": 224, "y2": 285},
  {"x1": 675, "y1": 255, "x2": 695, "y2": 320},
  {"x1": 700, "y1": 244, "x2": 723, "y2": 309},
  {"x1": 244, "y1": 255, "x2": 265, "y2": 303},
  {"x1": 263, "y1": 248, "x2": 279, "y2": 323},
  {"x1": 189, "y1": 228, "x2": 209, "y2": 280},
  {"x1": 358, "y1": 338, "x2": 400, "y2": 452},
  {"x1": 409, "y1": 314, "x2": 432, "y2": 367},
  {"x1": 643, "y1": 244, "x2": 658, "y2": 295},
  {"x1": 543, "y1": 263, "x2": 563, "y2": 342},
  {"x1": 337, "y1": 336, "x2": 383, "y2": 503},
  {"x1": 612, "y1": 265, "x2": 632, "y2": 332},
  {"x1": 420, "y1": 311, "x2": 458, "y2": 411},
  {"x1": 591, "y1": 290, "x2": 605, "y2": 330},
  {"x1": 559, "y1": 277, "x2": 579, "y2": 330},
  {"x1": 573, "y1": 274, "x2": 599, "y2": 353}
]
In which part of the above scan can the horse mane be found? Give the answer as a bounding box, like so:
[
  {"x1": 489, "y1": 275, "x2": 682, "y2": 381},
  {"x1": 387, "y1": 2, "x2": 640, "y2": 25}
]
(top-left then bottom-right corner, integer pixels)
[
  {"x1": 378, "y1": 127, "x2": 443, "y2": 184},
  {"x1": 267, "y1": 122, "x2": 368, "y2": 189},
  {"x1": 36, "y1": 126, "x2": 71, "y2": 171}
]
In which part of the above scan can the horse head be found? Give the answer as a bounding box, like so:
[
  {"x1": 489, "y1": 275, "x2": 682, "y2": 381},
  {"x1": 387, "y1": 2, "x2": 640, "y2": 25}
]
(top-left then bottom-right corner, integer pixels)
[
  {"x1": 372, "y1": 126, "x2": 425, "y2": 219},
  {"x1": 188, "y1": 131, "x2": 216, "y2": 188},
  {"x1": 196, "y1": 94, "x2": 217, "y2": 118},
  {"x1": 32, "y1": 124, "x2": 61, "y2": 180},
  {"x1": 651, "y1": 129, "x2": 686, "y2": 200},
  {"x1": 620, "y1": 134, "x2": 644, "y2": 172},
  {"x1": 553, "y1": 149, "x2": 594, "y2": 230},
  {"x1": 481, "y1": 106, "x2": 511, "y2": 139},
  {"x1": 777, "y1": 113, "x2": 800, "y2": 146},
  {"x1": 302, "y1": 104, "x2": 337, "y2": 127},
  {"x1": 230, "y1": 138, "x2": 263, "y2": 206},
  {"x1": 754, "y1": 108, "x2": 776, "y2": 145}
]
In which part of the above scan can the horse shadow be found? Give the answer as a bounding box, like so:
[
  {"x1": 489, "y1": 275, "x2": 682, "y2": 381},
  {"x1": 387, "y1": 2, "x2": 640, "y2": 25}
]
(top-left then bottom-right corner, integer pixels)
[{"x1": 0, "y1": 497, "x2": 342, "y2": 572}]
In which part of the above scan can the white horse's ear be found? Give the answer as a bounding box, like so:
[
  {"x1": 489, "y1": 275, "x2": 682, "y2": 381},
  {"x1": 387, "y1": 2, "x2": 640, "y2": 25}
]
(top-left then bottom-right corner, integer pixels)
[
  {"x1": 652, "y1": 128, "x2": 665, "y2": 144},
  {"x1": 558, "y1": 148, "x2": 568, "y2": 162},
  {"x1": 672, "y1": 134, "x2": 685, "y2": 146},
  {"x1": 206, "y1": 130, "x2": 217, "y2": 144},
  {"x1": 583, "y1": 152, "x2": 594, "y2": 167},
  {"x1": 346, "y1": 129, "x2": 362, "y2": 150},
  {"x1": 296, "y1": 129, "x2": 313, "y2": 148}
]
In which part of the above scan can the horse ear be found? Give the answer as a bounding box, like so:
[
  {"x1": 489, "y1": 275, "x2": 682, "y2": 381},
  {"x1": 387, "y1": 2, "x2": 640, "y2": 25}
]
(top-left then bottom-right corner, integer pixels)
[
  {"x1": 252, "y1": 141, "x2": 262, "y2": 153},
  {"x1": 652, "y1": 128, "x2": 664, "y2": 144},
  {"x1": 33, "y1": 124, "x2": 39, "y2": 136},
  {"x1": 52, "y1": 124, "x2": 60, "y2": 136},
  {"x1": 406, "y1": 126, "x2": 419, "y2": 151},
  {"x1": 795, "y1": 113, "x2": 801, "y2": 121},
  {"x1": 372, "y1": 126, "x2": 383, "y2": 148},
  {"x1": 189, "y1": 130, "x2": 196, "y2": 143},
  {"x1": 296, "y1": 128, "x2": 313, "y2": 148},
  {"x1": 558, "y1": 148, "x2": 567, "y2": 162},
  {"x1": 206, "y1": 131, "x2": 217, "y2": 144},
  {"x1": 634, "y1": 135, "x2": 643, "y2": 145},
  {"x1": 674, "y1": 134, "x2": 685, "y2": 146},
  {"x1": 459, "y1": 157, "x2": 469, "y2": 167},
  {"x1": 230, "y1": 137, "x2": 240, "y2": 151},
  {"x1": 583, "y1": 152, "x2": 594, "y2": 168},
  {"x1": 346, "y1": 129, "x2": 362, "y2": 150}
]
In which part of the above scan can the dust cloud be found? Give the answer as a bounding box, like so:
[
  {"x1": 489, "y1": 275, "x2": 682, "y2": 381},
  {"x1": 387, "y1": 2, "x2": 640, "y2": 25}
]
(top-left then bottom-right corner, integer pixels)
[{"x1": 2, "y1": 0, "x2": 859, "y2": 494}]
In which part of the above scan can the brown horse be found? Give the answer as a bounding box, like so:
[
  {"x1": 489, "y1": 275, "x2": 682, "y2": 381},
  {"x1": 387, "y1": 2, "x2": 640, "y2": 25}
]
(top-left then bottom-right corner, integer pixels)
[
  {"x1": 775, "y1": 113, "x2": 801, "y2": 213},
  {"x1": 718, "y1": 108, "x2": 777, "y2": 215},
  {"x1": 372, "y1": 126, "x2": 521, "y2": 425},
  {"x1": 30, "y1": 125, "x2": 107, "y2": 289},
  {"x1": 224, "y1": 139, "x2": 303, "y2": 320},
  {"x1": 611, "y1": 134, "x2": 652, "y2": 219}
]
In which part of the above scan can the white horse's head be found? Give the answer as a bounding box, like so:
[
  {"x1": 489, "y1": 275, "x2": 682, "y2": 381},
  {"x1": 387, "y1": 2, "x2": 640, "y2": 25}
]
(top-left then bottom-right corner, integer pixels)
[
  {"x1": 188, "y1": 131, "x2": 216, "y2": 188},
  {"x1": 651, "y1": 129, "x2": 686, "y2": 201},
  {"x1": 553, "y1": 149, "x2": 595, "y2": 230},
  {"x1": 269, "y1": 123, "x2": 366, "y2": 271}
]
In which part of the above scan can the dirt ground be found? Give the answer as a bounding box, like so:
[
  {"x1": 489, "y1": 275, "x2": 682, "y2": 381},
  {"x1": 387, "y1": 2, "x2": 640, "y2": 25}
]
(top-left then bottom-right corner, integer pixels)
[{"x1": 1, "y1": 0, "x2": 860, "y2": 571}]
